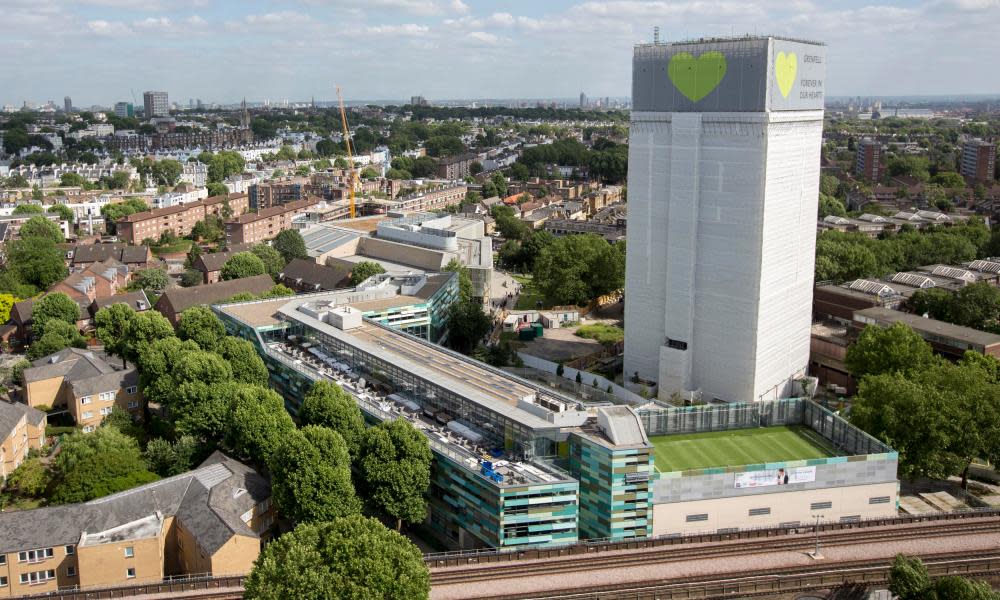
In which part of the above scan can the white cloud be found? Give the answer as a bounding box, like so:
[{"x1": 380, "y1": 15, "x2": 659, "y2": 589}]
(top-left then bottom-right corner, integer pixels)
[
  {"x1": 225, "y1": 11, "x2": 318, "y2": 33},
  {"x1": 465, "y1": 31, "x2": 506, "y2": 45},
  {"x1": 364, "y1": 23, "x2": 430, "y2": 36},
  {"x1": 86, "y1": 19, "x2": 133, "y2": 36}
]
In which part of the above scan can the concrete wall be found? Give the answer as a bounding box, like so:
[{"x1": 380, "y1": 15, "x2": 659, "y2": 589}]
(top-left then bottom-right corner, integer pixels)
[
  {"x1": 209, "y1": 535, "x2": 260, "y2": 576},
  {"x1": 652, "y1": 480, "x2": 898, "y2": 536},
  {"x1": 516, "y1": 352, "x2": 647, "y2": 405},
  {"x1": 25, "y1": 376, "x2": 63, "y2": 409}
]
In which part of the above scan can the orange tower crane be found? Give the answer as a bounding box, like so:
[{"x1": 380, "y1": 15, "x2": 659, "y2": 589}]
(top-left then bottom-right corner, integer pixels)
[{"x1": 336, "y1": 86, "x2": 358, "y2": 219}]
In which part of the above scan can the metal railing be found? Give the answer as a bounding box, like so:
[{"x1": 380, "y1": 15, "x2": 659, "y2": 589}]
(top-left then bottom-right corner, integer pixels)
[{"x1": 15, "y1": 573, "x2": 245, "y2": 600}]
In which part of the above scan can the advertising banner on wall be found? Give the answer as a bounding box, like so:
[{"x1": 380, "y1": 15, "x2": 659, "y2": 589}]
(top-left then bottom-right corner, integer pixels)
[{"x1": 734, "y1": 465, "x2": 816, "y2": 488}]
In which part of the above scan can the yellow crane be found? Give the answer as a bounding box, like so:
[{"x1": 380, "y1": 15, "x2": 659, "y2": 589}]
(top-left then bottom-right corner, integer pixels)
[{"x1": 336, "y1": 86, "x2": 358, "y2": 219}]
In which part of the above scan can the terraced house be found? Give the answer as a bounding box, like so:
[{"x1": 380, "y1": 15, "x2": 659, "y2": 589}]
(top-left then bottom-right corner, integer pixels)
[{"x1": 0, "y1": 453, "x2": 273, "y2": 597}]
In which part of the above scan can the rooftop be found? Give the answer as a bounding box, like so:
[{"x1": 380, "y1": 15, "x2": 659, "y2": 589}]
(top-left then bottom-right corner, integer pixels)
[
  {"x1": 649, "y1": 425, "x2": 838, "y2": 473},
  {"x1": 855, "y1": 306, "x2": 1000, "y2": 348}
]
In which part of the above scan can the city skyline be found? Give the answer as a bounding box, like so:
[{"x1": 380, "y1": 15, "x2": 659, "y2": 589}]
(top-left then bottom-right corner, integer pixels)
[{"x1": 3, "y1": 0, "x2": 1000, "y2": 107}]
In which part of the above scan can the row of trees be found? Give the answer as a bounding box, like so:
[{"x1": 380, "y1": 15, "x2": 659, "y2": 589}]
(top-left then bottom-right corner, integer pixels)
[
  {"x1": 909, "y1": 282, "x2": 1000, "y2": 334},
  {"x1": 815, "y1": 219, "x2": 994, "y2": 283},
  {"x1": 515, "y1": 138, "x2": 628, "y2": 183}
]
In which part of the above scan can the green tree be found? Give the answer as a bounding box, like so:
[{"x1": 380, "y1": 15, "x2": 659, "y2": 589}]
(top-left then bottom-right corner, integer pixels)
[
  {"x1": 144, "y1": 435, "x2": 199, "y2": 477},
  {"x1": 299, "y1": 380, "x2": 366, "y2": 457},
  {"x1": 181, "y1": 268, "x2": 203, "y2": 287},
  {"x1": 273, "y1": 229, "x2": 309, "y2": 263},
  {"x1": 932, "y1": 171, "x2": 966, "y2": 188},
  {"x1": 120, "y1": 310, "x2": 175, "y2": 366},
  {"x1": 32, "y1": 292, "x2": 80, "y2": 333},
  {"x1": 221, "y1": 252, "x2": 267, "y2": 280},
  {"x1": 819, "y1": 173, "x2": 840, "y2": 197},
  {"x1": 845, "y1": 322, "x2": 937, "y2": 379},
  {"x1": 207, "y1": 181, "x2": 228, "y2": 197},
  {"x1": 252, "y1": 244, "x2": 286, "y2": 280},
  {"x1": 52, "y1": 427, "x2": 158, "y2": 503},
  {"x1": 226, "y1": 385, "x2": 296, "y2": 464},
  {"x1": 889, "y1": 555, "x2": 931, "y2": 600},
  {"x1": 207, "y1": 151, "x2": 246, "y2": 183},
  {"x1": 349, "y1": 261, "x2": 386, "y2": 286},
  {"x1": 12, "y1": 204, "x2": 44, "y2": 215},
  {"x1": 0, "y1": 293, "x2": 18, "y2": 323},
  {"x1": 19, "y1": 215, "x2": 64, "y2": 243},
  {"x1": 216, "y1": 336, "x2": 269, "y2": 387},
  {"x1": 444, "y1": 258, "x2": 473, "y2": 303},
  {"x1": 268, "y1": 426, "x2": 361, "y2": 523},
  {"x1": 6, "y1": 457, "x2": 50, "y2": 497},
  {"x1": 177, "y1": 306, "x2": 226, "y2": 351},
  {"x1": 243, "y1": 516, "x2": 429, "y2": 600},
  {"x1": 128, "y1": 268, "x2": 169, "y2": 293},
  {"x1": 533, "y1": 235, "x2": 624, "y2": 306},
  {"x1": 445, "y1": 299, "x2": 491, "y2": 354},
  {"x1": 47, "y1": 203, "x2": 75, "y2": 223},
  {"x1": 358, "y1": 419, "x2": 432, "y2": 531},
  {"x1": 818, "y1": 193, "x2": 847, "y2": 218},
  {"x1": 27, "y1": 320, "x2": 87, "y2": 359}
]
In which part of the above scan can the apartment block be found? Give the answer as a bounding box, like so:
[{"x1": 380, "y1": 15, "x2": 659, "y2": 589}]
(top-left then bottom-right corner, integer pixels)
[
  {"x1": 855, "y1": 137, "x2": 882, "y2": 182},
  {"x1": 435, "y1": 153, "x2": 478, "y2": 180},
  {"x1": 248, "y1": 178, "x2": 306, "y2": 210},
  {"x1": 224, "y1": 198, "x2": 318, "y2": 246},
  {"x1": 961, "y1": 138, "x2": 996, "y2": 183},
  {"x1": 0, "y1": 453, "x2": 273, "y2": 597},
  {"x1": 22, "y1": 348, "x2": 141, "y2": 432},
  {"x1": 0, "y1": 401, "x2": 47, "y2": 482},
  {"x1": 116, "y1": 194, "x2": 248, "y2": 244}
]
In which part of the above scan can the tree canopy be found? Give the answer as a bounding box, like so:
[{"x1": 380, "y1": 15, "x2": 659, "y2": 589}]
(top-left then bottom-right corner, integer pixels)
[
  {"x1": 357, "y1": 419, "x2": 432, "y2": 531},
  {"x1": 268, "y1": 426, "x2": 361, "y2": 523},
  {"x1": 20, "y1": 215, "x2": 64, "y2": 243},
  {"x1": 221, "y1": 252, "x2": 267, "y2": 280},
  {"x1": 252, "y1": 244, "x2": 286, "y2": 280},
  {"x1": 177, "y1": 306, "x2": 226, "y2": 352},
  {"x1": 226, "y1": 385, "x2": 296, "y2": 464},
  {"x1": 273, "y1": 229, "x2": 309, "y2": 263},
  {"x1": 243, "y1": 516, "x2": 429, "y2": 600},
  {"x1": 51, "y1": 426, "x2": 158, "y2": 504},
  {"x1": 349, "y1": 261, "x2": 386, "y2": 286},
  {"x1": 533, "y1": 234, "x2": 625, "y2": 306},
  {"x1": 32, "y1": 293, "x2": 80, "y2": 332},
  {"x1": 299, "y1": 380, "x2": 366, "y2": 457},
  {"x1": 845, "y1": 322, "x2": 937, "y2": 379}
]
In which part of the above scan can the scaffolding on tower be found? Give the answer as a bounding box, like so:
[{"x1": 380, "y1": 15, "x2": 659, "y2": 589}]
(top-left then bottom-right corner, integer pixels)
[{"x1": 336, "y1": 86, "x2": 358, "y2": 219}]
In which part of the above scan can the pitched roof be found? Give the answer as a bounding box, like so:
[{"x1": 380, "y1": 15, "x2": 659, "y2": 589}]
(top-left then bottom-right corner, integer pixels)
[
  {"x1": 0, "y1": 452, "x2": 269, "y2": 556},
  {"x1": 193, "y1": 244, "x2": 253, "y2": 273},
  {"x1": 154, "y1": 274, "x2": 275, "y2": 317},
  {"x1": 278, "y1": 258, "x2": 350, "y2": 291},
  {"x1": 0, "y1": 400, "x2": 46, "y2": 441},
  {"x1": 70, "y1": 244, "x2": 152, "y2": 265},
  {"x1": 22, "y1": 347, "x2": 122, "y2": 385},
  {"x1": 90, "y1": 290, "x2": 151, "y2": 316}
]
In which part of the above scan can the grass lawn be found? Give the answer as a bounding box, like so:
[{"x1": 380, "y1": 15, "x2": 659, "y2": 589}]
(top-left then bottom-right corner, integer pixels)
[
  {"x1": 649, "y1": 425, "x2": 837, "y2": 473},
  {"x1": 151, "y1": 239, "x2": 193, "y2": 255},
  {"x1": 512, "y1": 274, "x2": 548, "y2": 310},
  {"x1": 575, "y1": 323, "x2": 624, "y2": 344}
]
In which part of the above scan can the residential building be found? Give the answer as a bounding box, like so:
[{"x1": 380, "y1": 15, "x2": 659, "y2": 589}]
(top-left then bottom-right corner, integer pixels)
[
  {"x1": 66, "y1": 244, "x2": 155, "y2": 270},
  {"x1": 0, "y1": 453, "x2": 273, "y2": 597},
  {"x1": 248, "y1": 179, "x2": 306, "y2": 210},
  {"x1": 364, "y1": 184, "x2": 467, "y2": 214},
  {"x1": 436, "y1": 153, "x2": 478, "y2": 180},
  {"x1": 9, "y1": 297, "x2": 92, "y2": 342},
  {"x1": 116, "y1": 194, "x2": 247, "y2": 244},
  {"x1": 88, "y1": 290, "x2": 151, "y2": 321},
  {"x1": 961, "y1": 138, "x2": 996, "y2": 183},
  {"x1": 625, "y1": 36, "x2": 825, "y2": 403},
  {"x1": 190, "y1": 244, "x2": 252, "y2": 284},
  {"x1": 0, "y1": 213, "x2": 70, "y2": 241},
  {"x1": 224, "y1": 198, "x2": 318, "y2": 246},
  {"x1": 142, "y1": 91, "x2": 169, "y2": 118},
  {"x1": 855, "y1": 137, "x2": 882, "y2": 182},
  {"x1": 0, "y1": 401, "x2": 46, "y2": 482},
  {"x1": 22, "y1": 347, "x2": 141, "y2": 431},
  {"x1": 63, "y1": 97, "x2": 72, "y2": 114},
  {"x1": 154, "y1": 274, "x2": 275, "y2": 325},
  {"x1": 48, "y1": 258, "x2": 131, "y2": 305},
  {"x1": 277, "y1": 258, "x2": 351, "y2": 292},
  {"x1": 543, "y1": 218, "x2": 625, "y2": 243}
]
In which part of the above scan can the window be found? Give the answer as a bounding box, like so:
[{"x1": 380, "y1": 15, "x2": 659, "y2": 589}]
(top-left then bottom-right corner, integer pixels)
[
  {"x1": 82, "y1": 411, "x2": 93, "y2": 419},
  {"x1": 748, "y1": 507, "x2": 771, "y2": 516},
  {"x1": 128, "y1": 400, "x2": 139, "y2": 409},
  {"x1": 666, "y1": 338, "x2": 688, "y2": 351},
  {"x1": 99, "y1": 391, "x2": 115, "y2": 401},
  {"x1": 126, "y1": 567, "x2": 136, "y2": 579},
  {"x1": 18, "y1": 548, "x2": 54, "y2": 563},
  {"x1": 810, "y1": 501, "x2": 832, "y2": 510},
  {"x1": 82, "y1": 425, "x2": 95, "y2": 433},
  {"x1": 869, "y1": 496, "x2": 891, "y2": 504},
  {"x1": 65, "y1": 545, "x2": 74, "y2": 555},
  {"x1": 80, "y1": 396, "x2": 91, "y2": 405},
  {"x1": 19, "y1": 570, "x2": 55, "y2": 585},
  {"x1": 0, "y1": 575, "x2": 6, "y2": 587},
  {"x1": 124, "y1": 546, "x2": 134, "y2": 558},
  {"x1": 685, "y1": 513, "x2": 708, "y2": 522},
  {"x1": 100, "y1": 406, "x2": 113, "y2": 416},
  {"x1": 0, "y1": 554, "x2": 5, "y2": 565},
  {"x1": 67, "y1": 566, "x2": 76, "y2": 577}
]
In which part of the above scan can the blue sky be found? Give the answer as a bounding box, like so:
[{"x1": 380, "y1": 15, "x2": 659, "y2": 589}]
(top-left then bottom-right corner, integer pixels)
[{"x1": 3, "y1": 0, "x2": 999, "y2": 107}]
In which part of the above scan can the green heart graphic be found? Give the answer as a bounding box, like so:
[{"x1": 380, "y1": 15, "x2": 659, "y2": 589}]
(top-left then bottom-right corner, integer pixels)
[
  {"x1": 667, "y1": 51, "x2": 727, "y2": 103},
  {"x1": 775, "y1": 51, "x2": 797, "y2": 98}
]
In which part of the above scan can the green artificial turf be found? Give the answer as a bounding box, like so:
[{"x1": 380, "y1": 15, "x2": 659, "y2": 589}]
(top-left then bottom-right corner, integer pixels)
[{"x1": 649, "y1": 425, "x2": 837, "y2": 473}]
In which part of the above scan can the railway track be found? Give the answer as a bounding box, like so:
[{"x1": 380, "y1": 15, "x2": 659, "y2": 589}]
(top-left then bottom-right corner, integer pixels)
[
  {"x1": 459, "y1": 551, "x2": 1000, "y2": 600},
  {"x1": 431, "y1": 516, "x2": 1000, "y2": 586}
]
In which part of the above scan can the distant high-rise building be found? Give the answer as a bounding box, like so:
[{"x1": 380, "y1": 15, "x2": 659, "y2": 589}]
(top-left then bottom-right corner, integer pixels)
[
  {"x1": 143, "y1": 91, "x2": 169, "y2": 118},
  {"x1": 855, "y1": 137, "x2": 882, "y2": 182},
  {"x1": 961, "y1": 139, "x2": 997, "y2": 183},
  {"x1": 196, "y1": 99, "x2": 204, "y2": 110},
  {"x1": 114, "y1": 102, "x2": 134, "y2": 118},
  {"x1": 410, "y1": 95, "x2": 428, "y2": 107},
  {"x1": 63, "y1": 96, "x2": 72, "y2": 113},
  {"x1": 625, "y1": 36, "x2": 826, "y2": 403},
  {"x1": 579, "y1": 92, "x2": 587, "y2": 108}
]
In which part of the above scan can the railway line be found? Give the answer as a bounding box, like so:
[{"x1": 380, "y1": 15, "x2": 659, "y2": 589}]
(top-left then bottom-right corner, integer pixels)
[
  {"x1": 430, "y1": 513, "x2": 1000, "y2": 587},
  {"x1": 456, "y1": 551, "x2": 1000, "y2": 600}
]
